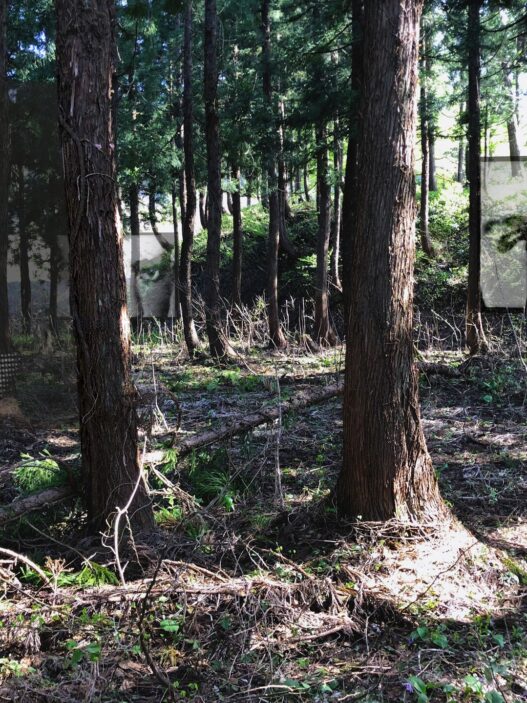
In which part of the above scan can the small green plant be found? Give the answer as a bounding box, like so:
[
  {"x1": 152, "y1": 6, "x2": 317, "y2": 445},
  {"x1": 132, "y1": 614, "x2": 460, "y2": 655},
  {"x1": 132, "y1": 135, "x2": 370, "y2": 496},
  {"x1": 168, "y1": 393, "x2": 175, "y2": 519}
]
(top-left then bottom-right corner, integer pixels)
[
  {"x1": 409, "y1": 624, "x2": 449, "y2": 649},
  {"x1": 14, "y1": 451, "x2": 70, "y2": 494}
]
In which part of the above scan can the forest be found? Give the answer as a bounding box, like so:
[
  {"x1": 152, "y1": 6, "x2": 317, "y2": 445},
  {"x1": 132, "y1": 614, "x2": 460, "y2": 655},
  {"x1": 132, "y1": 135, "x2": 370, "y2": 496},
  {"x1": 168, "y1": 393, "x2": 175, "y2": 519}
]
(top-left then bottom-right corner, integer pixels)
[{"x1": 0, "y1": 0, "x2": 525, "y2": 700}]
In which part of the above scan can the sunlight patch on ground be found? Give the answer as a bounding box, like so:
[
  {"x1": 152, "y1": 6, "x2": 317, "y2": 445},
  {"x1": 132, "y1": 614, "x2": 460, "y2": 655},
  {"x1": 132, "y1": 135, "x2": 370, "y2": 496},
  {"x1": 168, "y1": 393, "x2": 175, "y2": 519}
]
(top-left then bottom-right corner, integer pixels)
[{"x1": 360, "y1": 524, "x2": 521, "y2": 622}]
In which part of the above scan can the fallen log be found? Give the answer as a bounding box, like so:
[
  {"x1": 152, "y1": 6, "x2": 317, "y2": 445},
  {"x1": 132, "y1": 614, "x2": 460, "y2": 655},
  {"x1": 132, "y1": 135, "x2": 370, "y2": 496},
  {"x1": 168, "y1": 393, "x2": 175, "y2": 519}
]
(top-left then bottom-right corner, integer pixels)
[
  {"x1": 170, "y1": 382, "x2": 343, "y2": 452},
  {"x1": 417, "y1": 361, "x2": 461, "y2": 378},
  {"x1": 0, "y1": 486, "x2": 72, "y2": 526},
  {"x1": 0, "y1": 383, "x2": 343, "y2": 525}
]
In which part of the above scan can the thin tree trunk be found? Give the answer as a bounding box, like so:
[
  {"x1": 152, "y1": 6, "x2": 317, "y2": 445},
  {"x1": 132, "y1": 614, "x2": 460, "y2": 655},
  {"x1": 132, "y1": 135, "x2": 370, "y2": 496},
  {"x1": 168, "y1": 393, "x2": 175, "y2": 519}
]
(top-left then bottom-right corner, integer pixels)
[
  {"x1": 129, "y1": 182, "x2": 144, "y2": 330},
  {"x1": 148, "y1": 187, "x2": 173, "y2": 252},
  {"x1": 180, "y1": 0, "x2": 200, "y2": 355},
  {"x1": 419, "y1": 43, "x2": 435, "y2": 258},
  {"x1": 466, "y1": 0, "x2": 487, "y2": 355},
  {"x1": 199, "y1": 191, "x2": 208, "y2": 229},
  {"x1": 262, "y1": 0, "x2": 286, "y2": 349},
  {"x1": 303, "y1": 163, "x2": 311, "y2": 202},
  {"x1": 314, "y1": 124, "x2": 336, "y2": 346},
  {"x1": 457, "y1": 102, "x2": 465, "y2": 183},
  {"x1": 0, "y1": 0, "x2": 10, "y2": 353},
  {"x1": 231, "y1": 163, "x2": 242, "y2": 307},
  {"x1": 49, "y1": 238, "x2": 59, "y2": 334},
  {"x1": 278, "y1": 99, "x2": 296, "y2": 257},
  {"x1": 226, "y1": 190, "x2": 233, "y2": 216},
  {"x1": 330, "y1": 120, "x2": 343, "y2": 290},
  {"x1": 204, "y1": 0, "x2": 233, "y2": 357},
  {"x1": 428, "y1": 129, "x2": 437, "y2": 191},
  {"x1": 171, "y1": 182, "x2": 181, "y2": 321},
  {"x1": 55, "y1": 0, "x2": 153, "y2": 532},
  {"x1": 17, "y1": 167, "x2": 31, "y2": 335},
  {"x1": 337, "y1": 0, "x2": 444, "y2": 521},
  {"x1": 502, "y1": 63, "x2": 521, "y2": 178}
]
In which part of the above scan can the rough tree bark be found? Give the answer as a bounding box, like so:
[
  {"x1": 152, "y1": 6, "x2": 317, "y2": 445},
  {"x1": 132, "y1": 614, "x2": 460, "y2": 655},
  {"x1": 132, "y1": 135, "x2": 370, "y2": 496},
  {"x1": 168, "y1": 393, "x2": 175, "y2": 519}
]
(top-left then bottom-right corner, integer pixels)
[
  {"x1": 466, "y1": 0, "x2": 487, "y2": 355},
  {"x1": 262, "y1": 0, "x2": 286, "y2": 349},
  {"x1": 0, "y1": 0, "x2": 10, "y2": 355},
  {"x1": 204, "y1": 0, "x2": 234, "y2": 357},
  {"x1": 55, "y1": 0, "x2": 153, "y2": 532},
  {"x1": 180, "y1": 0, "x2": 200, "y2": 356},
  {"x1": 231, "y1": 164, "x2": 243, "y2": 307},
  {"x1": 314, "y1": 123, "x2": 336, "y2": 346},
  {"x1": 336, "y1": 0, "x2": 445, "y2": 522}
]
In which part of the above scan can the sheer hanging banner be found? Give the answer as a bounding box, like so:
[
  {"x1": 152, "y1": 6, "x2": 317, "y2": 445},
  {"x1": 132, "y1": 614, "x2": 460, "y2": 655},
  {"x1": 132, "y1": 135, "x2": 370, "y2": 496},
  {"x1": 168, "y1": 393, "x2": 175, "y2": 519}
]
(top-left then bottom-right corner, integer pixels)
[{"x1": 481, "y1": 157, "x2": 527, "y2": 311}]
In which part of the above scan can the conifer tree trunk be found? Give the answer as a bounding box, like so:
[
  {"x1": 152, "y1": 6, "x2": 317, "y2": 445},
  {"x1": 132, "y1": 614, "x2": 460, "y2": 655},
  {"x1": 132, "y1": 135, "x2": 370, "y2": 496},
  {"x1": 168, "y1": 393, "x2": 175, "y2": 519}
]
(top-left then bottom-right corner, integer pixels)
[
  {"x1": 204, "y1": 0, "x2": 233, "y2": 357},
  {"x1": 314, "y1": 123, "x2": 336, "y2": 346},
  {"x1": 17, "y1": 166, "x2": 31, "y2": 335},
  {"x1": 199, "y1": 191, "x2": 208, "y2": 229},
  {"x1": 0, "y1": 0, "x2": 10, "y2": 354},
  {"x1": 330, "y1": 120, "x2": 342, "y2": 290},
  {"x1": 419, "y1": 44, "x2": 435, "y2": 258},
  {"x1": 502, "y1": 64, "x2": 521, "y2": 178},
  {"x1": 428, "y1": 129, "x2": 437, "y2": 191},
  {"x1": 466, "y1": 0, "x2": 487, "y2": 355},
  {"x1": 55, "y1": 0, "x2": 153, "y2": 532},
  {"x1": 231, "y1": 164, "x2": 242, "y2": 307},
  {"x1": 180, "y1": 0, "x2": 200, "y2": 355},
  {"x1": 337, "y1": 0, "x2": 444, "y2": 521},
  {"x1": 49, "y1": 238, "x2": 59, "y2": 334},
  {"x1": 129, "y1": 182, "x2": 144, "y2": 330},
  {"x1": 262, "y1": 0, "x2": 286, "y2": 349},
  {"x1": 457, "y1": 102, "x2": 465, "y2": 183},
  {"x1": 303, "y1": 163, "x2": 310, "y2": 202},
  {"x1": 171, "y1": 182, "x2": 181, "y2": 320}
]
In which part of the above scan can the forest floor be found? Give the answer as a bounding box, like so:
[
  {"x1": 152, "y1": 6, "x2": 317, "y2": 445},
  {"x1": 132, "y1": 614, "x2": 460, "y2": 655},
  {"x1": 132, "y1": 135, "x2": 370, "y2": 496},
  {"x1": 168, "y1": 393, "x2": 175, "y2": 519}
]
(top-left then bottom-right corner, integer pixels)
[{"x1": 0, "y1": 315, "x2": 525, "y2": 702}]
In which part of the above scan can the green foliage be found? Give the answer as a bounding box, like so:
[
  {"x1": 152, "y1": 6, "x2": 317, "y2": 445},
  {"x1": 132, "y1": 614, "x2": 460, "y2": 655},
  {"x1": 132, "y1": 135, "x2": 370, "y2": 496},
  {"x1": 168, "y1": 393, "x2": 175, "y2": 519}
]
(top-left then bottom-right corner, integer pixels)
[
  {"x1": 188, "y1": 448, "x2": 245, "y2": 511},
  {"x1": 13, "y1": 451, "x2": 69, "y2": 495}
]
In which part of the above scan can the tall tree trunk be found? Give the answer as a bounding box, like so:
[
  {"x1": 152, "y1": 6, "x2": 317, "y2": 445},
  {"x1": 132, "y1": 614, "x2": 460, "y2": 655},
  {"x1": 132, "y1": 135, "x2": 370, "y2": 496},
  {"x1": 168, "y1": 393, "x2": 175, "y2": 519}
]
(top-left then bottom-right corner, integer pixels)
[
  {"x1": 48, "y1": 235, "x2": 59, "y2": 334},
  {"x1": 303, "y1": 163, "x2": 310, "y2": 202},
  {"x1": 502, "y1": 63, "x2": 521, "y2": 178},
  {"x1": 457, "y1": 102, "x2": 465, "y2": 183},
  {"x1": 171, "y1": 182, "x2": 181, "y2": 320},
  {"x1": 231, "y1": 163, "x2": 242, "y2": 307},
  {"x1": 0, "y1": 0, "x2": 10, "y2": 354},
  {"x1": 314, "y1": 124, "x2": 336, "y2": 346},
  {"x1": 419, "y1": 45, "x2": 435, "y2": 258},
  {"x1": 180, "y1": 0, "x2": 200, "y2": 355},
  {"x1": 130, "y1": 182, "x2": 144, "y2": 330},
  {"x1": 337, "y1": 0, "x2": 444, "y2": 521},
  {"x1": 17, "y1": 167, "x2": 31, "y2": 335},
  {"x1": 226, "y1": 190, "x2": 234, "y2": 216},
  {"x1": 330, "y1": 120, "x2": 342, "y2": 290},
  {"x1": 466, "y1": 0, "x2": 487, "y2": 355},
  {"x1": 199, "y1": 191, "x2": 208, "y2": 229},
  {"x1": 262, "y1": 0, "x2": 286, "y2": 349},
  {"x1": 341, "y1": 0, "x2": 363, "y2": 314},
  {"x1": 278, "y1": 98, "x2": 296, "y2": 257},
  {"x1": 55, "y1": 0, "x2": 153, "y2": 532},
  {"x1": 428, "y1": 128, "x2": 437, "y2": 191},
  {"x1": 148, "y1": 187, "x2": 172, "y2": 252},
  {"x1": 204, "y1": 0, "x2": 233, "y2": 357}
]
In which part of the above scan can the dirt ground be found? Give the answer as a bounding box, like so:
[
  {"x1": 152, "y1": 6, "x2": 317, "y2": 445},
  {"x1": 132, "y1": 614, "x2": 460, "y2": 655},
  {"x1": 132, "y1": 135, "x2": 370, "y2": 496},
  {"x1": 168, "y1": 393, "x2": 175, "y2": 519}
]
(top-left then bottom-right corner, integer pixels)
[{"x1": 0, "y1": 316, "x2": 525, "y2": 702}]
